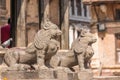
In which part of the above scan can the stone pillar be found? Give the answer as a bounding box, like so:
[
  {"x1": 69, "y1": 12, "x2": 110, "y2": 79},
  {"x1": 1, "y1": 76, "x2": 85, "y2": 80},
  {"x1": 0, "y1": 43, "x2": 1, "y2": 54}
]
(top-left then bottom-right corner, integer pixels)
[
  {"x1": 16, "y1": 0, "x2": 27, "y2": 47},
  {"x1": 60, "y1": 0, "x2": 69, "y2": 49}
]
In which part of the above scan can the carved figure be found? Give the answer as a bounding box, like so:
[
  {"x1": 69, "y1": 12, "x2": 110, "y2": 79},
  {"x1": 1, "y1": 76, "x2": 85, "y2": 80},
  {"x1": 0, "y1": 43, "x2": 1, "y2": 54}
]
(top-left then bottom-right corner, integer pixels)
[
  {"x1": 4, "y1": 20, "x2": 62, "y2": 70},
  {"x1": 50, "y1": 29, "x2": 96, "y2": 71}
]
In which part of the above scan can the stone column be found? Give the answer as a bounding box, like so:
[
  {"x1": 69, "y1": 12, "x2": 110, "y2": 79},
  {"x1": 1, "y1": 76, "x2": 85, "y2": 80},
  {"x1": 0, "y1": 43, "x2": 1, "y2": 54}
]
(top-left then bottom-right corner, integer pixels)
[{"x1": 60, "y1": 0, "x2": 69, "y2": 49}]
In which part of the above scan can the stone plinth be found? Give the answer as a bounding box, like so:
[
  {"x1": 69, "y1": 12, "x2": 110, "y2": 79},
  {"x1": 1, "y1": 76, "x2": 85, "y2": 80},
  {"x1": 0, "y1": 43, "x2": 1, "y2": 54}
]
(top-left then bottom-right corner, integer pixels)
[
  {"x1": 1, "y1": 71, "x2": 39, "y2": 80},
  {"x1": 1, "y1": 70, "x2": 57, "y2": 80},
  {"x1": 1, "y1": 69, "x2": 93, "y2": 80},
  {"x1": 39, "y1": 69, "x2": 57, "y2": 79},
  {"x1": 78, "y1": 70, "x2": 93, "y2": 80}
]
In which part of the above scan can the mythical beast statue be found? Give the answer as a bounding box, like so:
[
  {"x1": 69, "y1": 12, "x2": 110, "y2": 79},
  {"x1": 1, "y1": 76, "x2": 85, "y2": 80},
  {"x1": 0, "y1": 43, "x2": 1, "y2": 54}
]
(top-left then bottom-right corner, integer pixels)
[
  {"x1": 4, "y1": 20, "x2": 62, "y2": 70},
  {"x1": 50, "y1": 29, "x2": 96, "y2": 71}
]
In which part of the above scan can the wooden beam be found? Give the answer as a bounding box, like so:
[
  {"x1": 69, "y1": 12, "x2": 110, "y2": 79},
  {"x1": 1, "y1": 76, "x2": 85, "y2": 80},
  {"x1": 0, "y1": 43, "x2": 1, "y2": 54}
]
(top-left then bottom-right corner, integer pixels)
[
  {"x1": 10, "y1": 0, "x2": 17, "y2": 47},
  {"x1": 40, "y1": 0, "x2": 50, "y2": 28},
  {"x1": 60, "y1": 0, "x2": 69, "y2": 49},
  {"x1": 49, "y1": 0, "x2": 59, "y2": 25},
  {"x1": 16, "y1": 0, "x2": 27, "y2": 47}
]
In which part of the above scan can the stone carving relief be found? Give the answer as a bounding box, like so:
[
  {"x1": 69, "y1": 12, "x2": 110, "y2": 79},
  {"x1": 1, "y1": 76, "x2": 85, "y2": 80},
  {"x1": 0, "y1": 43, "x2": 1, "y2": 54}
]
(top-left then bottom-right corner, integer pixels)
[
  {"x1": 3, "y1": 20, "x2": 62, "y2": 70},
  {"x1": 3, "y1": 21, "x2": 96, "y2": 71},
  {"x1": 50, "y1": 29, "x2": 96, "y2": 71}
]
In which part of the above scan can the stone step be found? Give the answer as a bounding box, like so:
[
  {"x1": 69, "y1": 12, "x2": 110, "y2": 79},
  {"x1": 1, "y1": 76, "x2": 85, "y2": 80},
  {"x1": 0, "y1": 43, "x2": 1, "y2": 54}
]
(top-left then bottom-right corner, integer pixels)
[
  {"x1": 1, "y1": 69, "x2": 93, "y2": 80},
  {"x1": 93, "y1": 76, "x2": 120, "y2": 80},
  {"x1": 16, "y1": 79, "x2": 58, "y2": 80},
  {"x1": 1, "y1": 70, "x2": 57, "y2": 80}
]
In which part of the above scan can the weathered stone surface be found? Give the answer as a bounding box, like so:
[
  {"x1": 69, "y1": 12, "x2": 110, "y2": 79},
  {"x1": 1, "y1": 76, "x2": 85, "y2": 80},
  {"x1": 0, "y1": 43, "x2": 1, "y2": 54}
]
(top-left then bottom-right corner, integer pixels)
[
  {"x1": 1, "y1": 69, "x2": 94, "y2": 80},
  {"x1": 3, "y1": 20, "x2": 62, "y2": 70},
  {"x1": 38, "y1": 69, "x2": 57, "y2": 79},
  {"x1": 93, "y1": 76, "x2": 120, "y2": 80},
  {"x1": 50, "y1": 29, "x2": 96, "y2": 71},
  {"x1": 57, "y1": 68, "x2": 93, "y2": 80},
  {"x1": 78, "y1": 70, "x2": 93, "y2": 80},
  {"x1": 1, "y1": 71, "x2": 39, "y2": 80},
  {"x1": 1, "y1": 70, "x2": 57, "y2": 80},
  {"x1": 57, "y1": 72, "x2": 79, "y2": 80},
  {"x1": 71, "y1": 29, "x2": 96, "y2": 70},
  {"x1": 1, "y1": 21, "x2": 96, "y2": 80},
  {"x1": 17, "y1": 79, "x2": 58, "y2": 80}
]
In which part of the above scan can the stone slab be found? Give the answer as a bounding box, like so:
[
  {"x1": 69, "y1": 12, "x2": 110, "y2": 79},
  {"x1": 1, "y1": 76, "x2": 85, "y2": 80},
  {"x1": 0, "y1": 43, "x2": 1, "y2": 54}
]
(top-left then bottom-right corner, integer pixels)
[
  {"x1": 1, "y1": 71, "x2": 39, "y2": 80},
  {"x1": 17, "y1": 79, "x2": 58, "y2": 80},
  {"x1": 93, "y1": 76, "x2": 120, "y2": 80},
  {"x1": 78, "y1": 70, "x2": 93, "y2": 80},
  {"x1": 39, "y1": 69, "x2": 57, "y2": 79},
  {"x1": 1, "y1": 69, "x2": 93, "y2": 80},
  {"x1": 57, "y1": 68, "x2": 93, "y2": 80},
  {"x1": 56, "y1": 68, "x2": 79, "y2": 80},
  {"x1": 1, "y1": 70, "x2": 57, "y2": 80}
]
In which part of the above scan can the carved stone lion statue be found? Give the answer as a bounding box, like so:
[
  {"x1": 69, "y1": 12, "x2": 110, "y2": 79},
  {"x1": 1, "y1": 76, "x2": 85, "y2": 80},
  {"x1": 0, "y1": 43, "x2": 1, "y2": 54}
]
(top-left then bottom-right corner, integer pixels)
[
  {"x1": 50, "y1": 29, "x2": 96, "y2": 71},
  {"x1": 4, "y1": 20, "x2": 62, "y2": 70}
]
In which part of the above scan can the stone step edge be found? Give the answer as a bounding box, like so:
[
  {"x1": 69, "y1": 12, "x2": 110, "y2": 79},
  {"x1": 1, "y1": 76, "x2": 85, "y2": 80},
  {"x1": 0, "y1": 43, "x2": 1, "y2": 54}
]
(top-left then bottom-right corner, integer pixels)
[{"x1": 16, "y1": 79, "x2": 58, "y2": 80}]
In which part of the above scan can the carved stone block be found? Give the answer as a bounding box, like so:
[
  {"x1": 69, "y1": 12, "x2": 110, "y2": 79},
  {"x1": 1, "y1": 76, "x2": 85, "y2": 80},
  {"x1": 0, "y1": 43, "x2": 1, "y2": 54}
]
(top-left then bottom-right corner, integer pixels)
[
  {"x1": 93, "y1": 76, "x2": 120, "y2": 80},
  {"x1": 1, "y1": 69, "x2": 93, "y2": 80},
  {"x1": 1, "y1": 71, "x2": 39, "y2": 80},
  {"x1": 78, "y1": 70, "x2": 93, "y2": 80},
  {"x1": 38, "y1": 69, "x2": 57, "y2": 79},
  {"x1": 1, "y1": 69, "x2": 59, "y2": 80},
  {"x1": 57, "y1": 68, "x2": 79, "y2": 80}
]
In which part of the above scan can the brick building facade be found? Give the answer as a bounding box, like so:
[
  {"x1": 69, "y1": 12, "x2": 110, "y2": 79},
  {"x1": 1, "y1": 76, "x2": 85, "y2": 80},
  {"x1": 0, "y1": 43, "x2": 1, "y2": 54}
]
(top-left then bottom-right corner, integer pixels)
[{"x1": 83, "y1": 0, "x2": 120, "y2": 76}]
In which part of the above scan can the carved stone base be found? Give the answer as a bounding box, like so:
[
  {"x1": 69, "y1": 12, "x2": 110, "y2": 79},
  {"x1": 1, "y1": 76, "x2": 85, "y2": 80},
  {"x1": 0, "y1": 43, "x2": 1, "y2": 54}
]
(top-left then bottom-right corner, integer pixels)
[
  {"x1": 1, "y1": 71, "x2": 39, "y2": 80},
  {"x1": 93, "y1": 76, "x2": 120, "y2": 80},
  {"x1": 1, "y1": 69, "x2": 93, "y2": 80},
  {"x1": 1, "y1": 69, "x2": 57, "y2": 80},
  {"x1": 78, "y1": 70, "x2": 93, "y2": 80}
]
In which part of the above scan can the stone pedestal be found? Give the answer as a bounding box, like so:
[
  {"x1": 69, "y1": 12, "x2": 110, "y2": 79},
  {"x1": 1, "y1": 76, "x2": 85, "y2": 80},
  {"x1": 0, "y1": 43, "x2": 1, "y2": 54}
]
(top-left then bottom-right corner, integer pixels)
[
  {"x1": 78, "y1": 70, "x2": 93, "y2": 80},
  {"x1": 1, "y1": 69, "x2": 93, "y2": 80},
  {"x1": 57, "y1": 68, "x2": 93, "y2": 80},
  {"x1": 56, "y1": 68, "x2": 78, "y2": 80},
  {"x1": 93, "y1": 76, "x2": 120, "y2": 80},
  {"x1": 1, "y1": 70, "x2": 57, "y2": 80},
  {"x1": 1, "y1": 71, "x2": 39, "y2": 80}
]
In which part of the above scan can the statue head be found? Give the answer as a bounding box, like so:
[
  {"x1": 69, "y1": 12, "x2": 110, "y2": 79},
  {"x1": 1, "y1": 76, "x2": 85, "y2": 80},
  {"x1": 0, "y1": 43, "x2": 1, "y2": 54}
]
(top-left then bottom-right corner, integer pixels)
[{"x1": 80, "y1": 29, "x2": 97, "y2": 45}]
